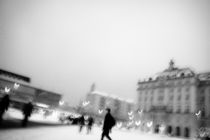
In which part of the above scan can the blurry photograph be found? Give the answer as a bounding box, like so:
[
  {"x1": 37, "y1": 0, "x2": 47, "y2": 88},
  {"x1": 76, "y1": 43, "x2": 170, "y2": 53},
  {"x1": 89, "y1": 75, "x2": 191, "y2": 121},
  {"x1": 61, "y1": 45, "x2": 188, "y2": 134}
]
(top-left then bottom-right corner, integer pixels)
[{"x1": 0, "y1": 0, "x2": 210, "y2": 140}]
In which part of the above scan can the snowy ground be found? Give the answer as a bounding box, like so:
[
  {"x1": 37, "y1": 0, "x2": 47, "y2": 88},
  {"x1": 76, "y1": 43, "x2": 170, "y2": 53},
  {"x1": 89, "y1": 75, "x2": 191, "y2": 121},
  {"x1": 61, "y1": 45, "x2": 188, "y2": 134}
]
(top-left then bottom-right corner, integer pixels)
[
  {"x1": 0, "y1": 125, "x2": 189, "y2": 140},
  {"x1": 3, "y1": 107, "x2": 61, "y2": 124},
  {"x1": 0, "y1": 108, "x2": 190, "y2": 140}
]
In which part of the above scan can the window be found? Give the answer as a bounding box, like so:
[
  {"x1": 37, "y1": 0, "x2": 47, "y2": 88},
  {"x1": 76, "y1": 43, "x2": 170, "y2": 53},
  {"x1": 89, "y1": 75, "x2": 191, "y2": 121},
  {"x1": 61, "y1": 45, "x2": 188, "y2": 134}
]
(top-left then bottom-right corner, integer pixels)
[
  {"x1": 185, "y1": 94, "x2": 190, "y2": 100},
  {"x1": 170, "y1": 95, "x2": 174, "y2": 100},
  {"x1": 158, "y1": 95, "x2": 164, "y2": 101},
  {"x1": 151, "y1": 96, "x2": 153, "y2": 101},
  {"x1": 176, "y1": 105, "x2": 181, "y2": 113},
  {"x1": 201, "y1": 110, "x2": 205, "y2": 118},
  {"x1": 201, "y1": 89, "x2": 205, "y2": 94},
  {"x1": 167, "y1": 105, "x2": 173, "y2": 112},
  {"x1": 181, "y1": 73, "x2": 185, "y2": 77},
  {"x1": 170, "y1": 88, "x2": 174, "y2": 93},
  {"x1": 199, "y1": 96, "x2": 205, "y2": 104},
  {"x1": 159, "y1": 88, "x2": 164, "y2": 93},
  {"x1": 145, "y1": 96, "x2": 147, "y2": 101},
  {"x1": 177, "y1": 94, "x2": 181, "y2": 101},
  {"x1": 185, "y1": 105, "x2": 190, "y2": 113},
  {"x1": 99, "y1": 97, "x2": 105, "y2": 108},
  {"x1": 186, "y1": 87, "x2": 190, "y2": 92},
  {"x1": 177, "y1": 87, "x2": 182, "y2": 93}
]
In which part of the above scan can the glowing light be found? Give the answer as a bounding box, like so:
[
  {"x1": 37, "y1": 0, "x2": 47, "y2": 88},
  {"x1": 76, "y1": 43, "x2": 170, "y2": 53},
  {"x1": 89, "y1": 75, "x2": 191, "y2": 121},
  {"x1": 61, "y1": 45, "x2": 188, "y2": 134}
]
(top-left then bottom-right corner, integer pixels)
[
  {"x1": 5, "y1": 87, "x2": 10, "y2": 93},
  {"x1": 128, "y1": 111, "x2": 133, "y2": 116},
  {"x1": 135, "y1": 121, "x2": 141, "y2": 126},
  {"x1": 14, "y1": 83, "x2": 20, "y2": 89},
  {"x1": 35, "y1": 103, "x2": 49, "y2": 108},
  {"x1": 160, "y1": 125, "x2": 165, "y2": 132},
  {"x1": 195, "y1": 110, "x2": 201, "y2": 116},
  {"x1": 82, "y1": 101, "x2": 90, "y2": 107},
  {"x1": 84, "y1": 115, "x2": 89, "y2": 120},
  {"x1": 127, "y1": 121, "x2": 133, "y2": 126},
  {"x1": 129, "y1": 115, "x2": 134, "y2": 120},
  {"x1": 117, "y1": 122, "x2": 122, "y2": 128},
  {"x1": 98, "y1": 109, "x2": 103, "y2": 114},
  {"x1": 59, "y1": 100, "x2": 64, "y2": 106},
  {"x1": 138, "y1": 110, "x2": 143, "y2": 114},
  {"x1": 147, "y1": 121, "x2": 153, "y2": 127}
]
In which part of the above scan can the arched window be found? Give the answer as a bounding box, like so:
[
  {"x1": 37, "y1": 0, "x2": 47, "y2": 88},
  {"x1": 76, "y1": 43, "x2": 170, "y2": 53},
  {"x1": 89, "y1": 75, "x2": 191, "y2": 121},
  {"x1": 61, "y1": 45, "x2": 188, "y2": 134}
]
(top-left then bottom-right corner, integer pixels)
[
  {"x1": 177, "y1": 94, "x2": 181, "y2": 101},
  {"x1": 184, "y1": 127, "x2": 190, "y2": 137},
  {"x1": 185, "y1": 94, "x2": 190, "y2": 100},
  {"x1": 175, "y1": 127, "x2": 181, "y2": 136}
]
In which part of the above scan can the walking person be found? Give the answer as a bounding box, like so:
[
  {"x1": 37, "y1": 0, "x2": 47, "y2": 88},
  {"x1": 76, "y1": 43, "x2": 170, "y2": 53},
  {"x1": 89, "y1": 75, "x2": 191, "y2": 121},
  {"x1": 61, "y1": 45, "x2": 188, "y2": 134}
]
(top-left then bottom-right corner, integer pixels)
[
  {"x1": 0, "y1": 93, "x2": 10, "y2": 124},
  {"x1": 78, "y1": 114, "x2": 85, "y2": 133},
  {"x1": 22, "y1": 100, "x2": 34, "y2": 127},
  {"x1": 101, "y1": 108, "x2": 116, "y2": 140},
  {"x1": 87, "y1": 116, "x2": 94, "y2": 134}
]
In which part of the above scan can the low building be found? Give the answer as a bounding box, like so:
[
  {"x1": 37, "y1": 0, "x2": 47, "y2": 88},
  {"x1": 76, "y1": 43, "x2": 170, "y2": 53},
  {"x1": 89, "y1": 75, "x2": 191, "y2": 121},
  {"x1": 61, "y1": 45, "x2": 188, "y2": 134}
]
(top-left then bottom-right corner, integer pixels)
[
  {"x1": 0, "y1": 69, "x2": 62, "y2": 110},
  {"x1": 80, "y1": 84, "x2": 135, "y2": 123}
]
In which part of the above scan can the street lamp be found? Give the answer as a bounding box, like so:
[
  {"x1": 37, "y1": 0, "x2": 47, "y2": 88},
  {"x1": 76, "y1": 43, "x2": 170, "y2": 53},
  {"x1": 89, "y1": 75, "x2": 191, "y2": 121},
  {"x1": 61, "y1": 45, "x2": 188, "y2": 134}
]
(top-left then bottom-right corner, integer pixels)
[
  {"x1": 14, "y1": 83, "x2": 20, "y2": 89},
  {"x1": 4, "y1": 87, "x2": 10, "y2": 93}
]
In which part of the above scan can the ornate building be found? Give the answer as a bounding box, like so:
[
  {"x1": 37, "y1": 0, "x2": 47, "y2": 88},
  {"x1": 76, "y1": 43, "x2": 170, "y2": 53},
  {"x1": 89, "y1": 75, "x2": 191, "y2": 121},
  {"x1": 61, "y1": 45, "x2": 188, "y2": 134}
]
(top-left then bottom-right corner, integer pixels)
[{"x1": 136, "y1": 60, "x2": 210, "y2": 138}]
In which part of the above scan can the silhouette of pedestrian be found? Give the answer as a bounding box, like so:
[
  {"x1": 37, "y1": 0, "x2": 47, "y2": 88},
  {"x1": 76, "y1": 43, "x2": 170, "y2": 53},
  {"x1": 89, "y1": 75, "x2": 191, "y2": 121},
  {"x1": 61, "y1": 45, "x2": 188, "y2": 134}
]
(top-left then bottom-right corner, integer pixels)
[
  {"x1": 78, "y1": 115, "x2": 85, "y2": 132},
  {"x1": 0, "y1": 93, "x2": 10, "y2": 124},
  {"x1": 87, "y1": 116, "x2": 94, "y2": 134},
  {"x1": 22, "y1": 100, "x2": 34, "y2": 127},
  {"x1": 101, "y1": 108, "x2": 116, "y2": 140}
]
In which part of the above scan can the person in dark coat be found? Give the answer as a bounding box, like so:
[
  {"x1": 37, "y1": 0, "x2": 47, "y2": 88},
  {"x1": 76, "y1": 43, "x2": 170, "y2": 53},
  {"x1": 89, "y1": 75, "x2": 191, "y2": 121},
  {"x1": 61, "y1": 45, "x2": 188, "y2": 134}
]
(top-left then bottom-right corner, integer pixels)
[
  {"x1": 0, "y1": 93, "x2": 10, "y2": 124},
  {"x1": 101, "y1": 108, "x2": 116, "y2": 140},
  {"x1": 87, "y1": 116, "x2": 94, "y2": 134},
  {"x1": 22, "y1": 101, "x2": 34, "y2": 127},
  {"x1": 78, "y1": 115, "x2": 85, "y2": 132}
]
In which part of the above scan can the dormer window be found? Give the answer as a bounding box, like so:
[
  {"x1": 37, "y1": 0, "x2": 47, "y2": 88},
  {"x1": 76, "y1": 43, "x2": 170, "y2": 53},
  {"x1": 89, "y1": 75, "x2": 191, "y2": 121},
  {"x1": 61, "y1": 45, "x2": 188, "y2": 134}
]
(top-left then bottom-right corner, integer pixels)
[{"x1": 181, "y1": 73, "x2": 185, "y2": 77}]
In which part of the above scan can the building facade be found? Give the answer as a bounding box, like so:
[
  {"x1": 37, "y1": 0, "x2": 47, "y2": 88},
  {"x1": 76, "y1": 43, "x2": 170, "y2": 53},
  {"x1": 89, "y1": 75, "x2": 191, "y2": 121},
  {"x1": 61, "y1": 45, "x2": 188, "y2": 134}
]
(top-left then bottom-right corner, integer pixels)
[
  {"x1": 136, "y1": 60, "x2": 210, "y2": 138},
  {"x1": 80, "y1": 84, "x2": 134, "y2": 123},
  {"x1": 0, "y1": 69, "x2": 62, "y2": 109}
]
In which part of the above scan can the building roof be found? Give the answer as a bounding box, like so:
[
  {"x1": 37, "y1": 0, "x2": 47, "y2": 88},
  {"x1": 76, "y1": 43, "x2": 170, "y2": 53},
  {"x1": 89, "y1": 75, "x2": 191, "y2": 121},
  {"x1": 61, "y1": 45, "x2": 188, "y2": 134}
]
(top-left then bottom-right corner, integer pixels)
[
  {"x1": 139, "y1": 60, "x2": 195, "y2": 83},
  {"x1": 198, "y1": 72, "x2": 210, "y2": 81},
  {"x1": 0, "y1": 69, "x2": 30, "y2": 83},
  {"x1": 89, "y1": 91, "x2": 134, "y2": 103},
  {"x1": 155, "y1": 67, "x2": 195, "y2": 80}
]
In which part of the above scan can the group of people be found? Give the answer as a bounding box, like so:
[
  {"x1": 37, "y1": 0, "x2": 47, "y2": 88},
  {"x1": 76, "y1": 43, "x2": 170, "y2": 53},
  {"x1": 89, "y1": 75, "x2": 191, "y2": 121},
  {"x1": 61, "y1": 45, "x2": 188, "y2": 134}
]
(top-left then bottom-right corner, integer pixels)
[
  {"x1": 78, "y1": 108, "x2": 116, "y2": 140},
  {"x1": 78, "y1": 115, "x2": 94, "y2": 134},
  {"x1": 0, "y1": 93, "x2": 34, "y2": 127}
]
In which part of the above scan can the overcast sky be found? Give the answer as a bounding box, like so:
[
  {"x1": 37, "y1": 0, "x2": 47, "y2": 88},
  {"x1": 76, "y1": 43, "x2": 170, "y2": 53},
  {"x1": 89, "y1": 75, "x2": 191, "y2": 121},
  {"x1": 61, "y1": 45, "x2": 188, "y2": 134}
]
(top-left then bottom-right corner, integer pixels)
[{"x1": 0, "y1": 0, "x2": 209, "y2": 106}]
